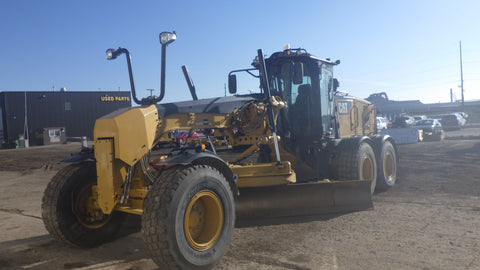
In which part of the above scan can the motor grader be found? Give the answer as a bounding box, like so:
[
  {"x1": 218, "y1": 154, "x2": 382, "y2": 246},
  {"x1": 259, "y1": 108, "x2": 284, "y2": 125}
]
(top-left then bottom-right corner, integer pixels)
[{"x1": 41, "y1": 32, "x2": 397, "y2": 270}]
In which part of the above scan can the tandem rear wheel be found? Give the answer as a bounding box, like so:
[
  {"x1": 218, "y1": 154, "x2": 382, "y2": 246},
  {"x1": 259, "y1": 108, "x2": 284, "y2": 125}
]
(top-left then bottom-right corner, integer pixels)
[
  {"x1": 142, "y1": 165, "x2": 235, "y2": 270},
  {"x1": 375, "y1": 139, "x2": 397, "y2": 191},
  {"x1": 333, "y1": 141, "x2": 378, "y2": 194}
]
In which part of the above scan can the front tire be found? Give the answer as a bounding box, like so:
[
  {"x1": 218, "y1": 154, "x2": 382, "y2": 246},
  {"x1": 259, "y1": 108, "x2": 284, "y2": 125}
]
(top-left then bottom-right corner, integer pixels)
[
  {"x1": 142, "y1": 165, "x2": 235, "y2": 270},
  {"x1": 41, "y1": 162, "x2": 124, "y2": 248}
]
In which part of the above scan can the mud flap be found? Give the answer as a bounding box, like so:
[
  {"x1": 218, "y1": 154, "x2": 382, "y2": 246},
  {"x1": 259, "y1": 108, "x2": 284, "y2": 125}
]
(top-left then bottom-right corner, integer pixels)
[{"x1": 235, "y1": 180, "x2": 373, "y2": 219}]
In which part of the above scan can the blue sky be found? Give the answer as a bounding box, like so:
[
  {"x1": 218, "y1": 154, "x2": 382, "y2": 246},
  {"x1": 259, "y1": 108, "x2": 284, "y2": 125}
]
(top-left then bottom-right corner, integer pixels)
[{"x1": 1, "y1": 0, "x2": 479, "y2": 104}]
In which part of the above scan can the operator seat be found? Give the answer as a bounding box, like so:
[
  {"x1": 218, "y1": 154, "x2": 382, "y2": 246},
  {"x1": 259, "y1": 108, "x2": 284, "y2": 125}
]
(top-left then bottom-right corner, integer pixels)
[
  {"x1": 290, "y1": 84, "x2": 313, "y2": 164},
  {"x1": 295, "y1": 84, "x2": 312, "y2": 105},
  {"x1": 291, "y1": 84, "x2": 312, "y2": 137},
  {"x1": 294, "y1": 84, "x2": 312, "y2": 122}
]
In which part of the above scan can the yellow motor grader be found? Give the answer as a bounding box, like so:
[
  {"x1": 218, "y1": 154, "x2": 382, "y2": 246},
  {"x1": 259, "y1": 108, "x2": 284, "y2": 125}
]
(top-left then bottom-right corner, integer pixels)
[{"x1": 41, "y1": 32, "x2": 397, "y2": 269}]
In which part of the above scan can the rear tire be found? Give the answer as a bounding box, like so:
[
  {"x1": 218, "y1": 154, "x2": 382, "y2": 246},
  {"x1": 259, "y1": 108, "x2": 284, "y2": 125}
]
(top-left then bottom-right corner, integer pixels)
[
  {"x1": 142, "y1": 165, "x2": 235, "y2": 270},
  {"x1": 375, "y1": 140, "x2": 397, "y2": 191},
  {"x1": 333, "y1": 141, "x2": 377, "y2": 194},
  {"x1": 41, "y1": 162, "x2": 124, "y2": 248}
]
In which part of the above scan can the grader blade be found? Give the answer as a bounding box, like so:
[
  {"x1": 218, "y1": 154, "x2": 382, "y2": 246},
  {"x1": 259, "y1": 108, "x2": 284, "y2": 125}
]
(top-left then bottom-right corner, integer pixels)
[{"x1": 235, "y1": 180, "x2": 373, "y2": 219}]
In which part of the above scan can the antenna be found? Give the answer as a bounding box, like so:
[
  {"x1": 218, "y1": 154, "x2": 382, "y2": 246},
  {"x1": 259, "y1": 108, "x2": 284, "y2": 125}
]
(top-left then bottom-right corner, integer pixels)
[{"x1": 147, "y1": 89, "x2": 155, "y2": 97}]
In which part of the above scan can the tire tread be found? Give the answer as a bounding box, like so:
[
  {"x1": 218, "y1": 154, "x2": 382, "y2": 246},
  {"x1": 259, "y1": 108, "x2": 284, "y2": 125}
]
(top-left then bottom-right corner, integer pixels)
[{"x1": 142, "y1": 165, "x2": 234, "y2": 270}]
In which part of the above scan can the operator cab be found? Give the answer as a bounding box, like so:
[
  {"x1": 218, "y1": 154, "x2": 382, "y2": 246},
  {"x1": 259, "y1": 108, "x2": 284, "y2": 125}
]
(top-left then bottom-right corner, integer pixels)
[
  {"x1": 264, "y1": 48, "x2": 339, "y2": 143},
  {"x1": 228, "y1": 48, "x2": 340, "y2": 180},
  {"x1": 264, "y1": 49, "x2": 340, "y2": 179},
  {"x1": 229, "y1": 48, "x2": 339, "y2": 141}
]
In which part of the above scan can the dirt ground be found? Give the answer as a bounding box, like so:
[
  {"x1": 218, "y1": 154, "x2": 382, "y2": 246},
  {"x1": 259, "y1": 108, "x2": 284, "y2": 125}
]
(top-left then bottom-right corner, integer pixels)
[{"x1": 1, "y1": 128, "x2": 479, "y2": 270}]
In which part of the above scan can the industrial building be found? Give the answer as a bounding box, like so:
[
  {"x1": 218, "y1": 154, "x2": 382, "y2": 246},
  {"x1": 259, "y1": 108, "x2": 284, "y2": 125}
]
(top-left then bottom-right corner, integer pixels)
[
  {"x1": 0, "y1": 91, "x2": 131, "y2": 147},
  {"x1": 365, "y1": 92, "x2": 480, "y2": 120}
]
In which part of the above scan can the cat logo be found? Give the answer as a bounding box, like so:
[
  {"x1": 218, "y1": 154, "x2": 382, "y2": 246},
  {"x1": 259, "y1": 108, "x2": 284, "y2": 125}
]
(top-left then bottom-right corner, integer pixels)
[{"x1": 336, "y1": 100, "x2": 352, "y2": 115}]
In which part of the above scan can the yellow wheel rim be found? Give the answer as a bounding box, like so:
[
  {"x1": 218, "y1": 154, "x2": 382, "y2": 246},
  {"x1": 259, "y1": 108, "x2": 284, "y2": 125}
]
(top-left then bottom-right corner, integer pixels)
[
  {"x1": 75, "y1": 184, "x2": 111, "y2": 229},
  {"x1": 184, "y1": 190, "x2": 223, "y2": 251},
  {"x1": 361, "y1": 155, "x2": 374, "y2": 180},
  {"x1": 384, "y1": 151, "x2": 394, "y2": 180}
]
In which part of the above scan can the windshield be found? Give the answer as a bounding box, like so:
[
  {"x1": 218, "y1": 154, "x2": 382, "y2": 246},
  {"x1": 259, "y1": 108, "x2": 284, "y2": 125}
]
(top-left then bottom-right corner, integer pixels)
[
  {"x1": 270, "y1": 61, "x2": 318, "y2": 140},
  {"x1": 269, "y1": 59, "x2": 334, "y2": 139}
]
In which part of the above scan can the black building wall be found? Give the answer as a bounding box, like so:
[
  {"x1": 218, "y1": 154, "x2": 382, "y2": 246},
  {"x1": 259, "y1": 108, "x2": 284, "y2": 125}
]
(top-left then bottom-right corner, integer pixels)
[
  {"x1": 0, "y1": 91, "x2": 131, "y2": 144},
  {"x1": 0, "y1": 93, "x2": 4, "y2": 140}
]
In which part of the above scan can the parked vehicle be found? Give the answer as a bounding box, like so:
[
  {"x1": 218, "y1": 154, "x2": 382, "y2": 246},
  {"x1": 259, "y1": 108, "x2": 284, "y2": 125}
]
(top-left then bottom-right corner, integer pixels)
[
  {"x1": 414, "y1": 119, "x2": 444, "y2": 141},
  {"x1": 174, "y1": 130, "x2": 200, "y2": 143},
  {"x1": 376, "y1": 116, "x2": 388, "y2": 130},
  {"x1": 392, "y1": 116, "x2": 415, "y2": 128},
  {"x1": 452, "y1": 113, "x2": 466, "y2": 127},
  {"x1": 437, "y1": 114, "x2": 461, "y2": 130},
  {"x1": 387, "y1": 120, "x2": 393, "y2": 129},
  {"x1": 456, "y1": 112, "x2": 469, "y2": 122},
  {"x1": 413, "y1": 115, "x2": 427, "y2": 123}
]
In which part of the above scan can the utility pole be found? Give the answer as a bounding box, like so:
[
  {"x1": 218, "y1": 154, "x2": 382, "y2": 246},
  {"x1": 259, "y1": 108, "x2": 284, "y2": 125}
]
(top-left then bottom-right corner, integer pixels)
[
  {"x1": 450, "y1": 88, "x2": 453, "y2": 103},
  {"x1": 459, "y1": 41, "x2": 464, "y2": 111}
]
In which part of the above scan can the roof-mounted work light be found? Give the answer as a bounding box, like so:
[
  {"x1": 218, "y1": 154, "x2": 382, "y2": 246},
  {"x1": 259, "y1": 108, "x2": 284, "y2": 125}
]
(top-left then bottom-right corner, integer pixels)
[
  {"x1": 159, "y1": 31, "x2": 177, "y2": 45},
  {"x1": 106, "y1": 49, "x2": 115, "y2": 60},
  {"x1": 106, "y1": 49, "x2": 118, "y2": 60},
  {"x1": 105, "y1": 31, "x2": 177, "y2": 105},
  {"x1": 105, "y1": 48, "x2": 128, "y2": 60}
]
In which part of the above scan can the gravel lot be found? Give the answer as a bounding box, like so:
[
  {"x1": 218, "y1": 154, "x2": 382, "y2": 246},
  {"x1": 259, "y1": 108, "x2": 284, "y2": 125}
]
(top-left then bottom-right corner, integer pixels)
[{"x1": 0, "y1": 128, "x2": 479, "y2": 270}]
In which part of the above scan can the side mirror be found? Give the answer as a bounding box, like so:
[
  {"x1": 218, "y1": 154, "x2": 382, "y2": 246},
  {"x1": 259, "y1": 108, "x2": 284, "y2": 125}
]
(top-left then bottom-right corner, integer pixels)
[
  {"x1": 333, "y1": 78, "x2": 339, "y2": 91},
  {"x1": 293, "y1": 62, "x2": 304, "y2": 84},
  {"x1": 228, "y1": 74, "x2": 237, "y2": 94}
]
